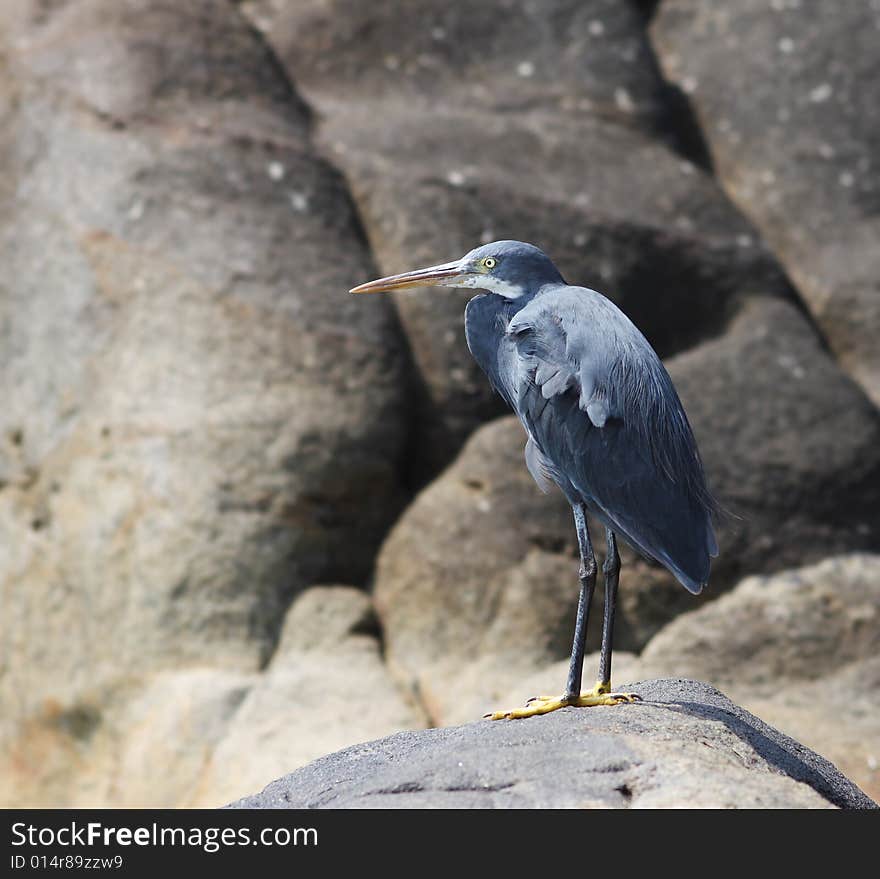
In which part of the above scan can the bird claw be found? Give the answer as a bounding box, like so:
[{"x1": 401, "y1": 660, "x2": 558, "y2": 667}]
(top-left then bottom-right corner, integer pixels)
[
  {"x1": 484, "y1": 688, "x2": 642, "y2": 720},
  {"x1": 607, "y1": 692, "x2": 642, "y2": 704},
  {"x1": 483, "y1": 708, "x2": 510, "y2": 719}
]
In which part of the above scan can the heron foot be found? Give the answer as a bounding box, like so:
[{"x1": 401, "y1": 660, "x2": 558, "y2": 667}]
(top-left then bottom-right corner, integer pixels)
[{"x1": 484, "y1": 684, "x2": 640, "y2": 720}]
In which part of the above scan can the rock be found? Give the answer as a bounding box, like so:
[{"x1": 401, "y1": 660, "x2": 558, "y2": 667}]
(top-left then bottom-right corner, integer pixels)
[
  {"x1": 0, "y1": 587, "x2": 425, "y2": 808},
  {"x1": 671, "y1": 301, "x2": 880, "y2": 566},
  {"x1": 229, "y1": 679, "x2": 876, "y2": 809},
  {"x1": 640, "y1": 555, "x2": 880, "y2": 690},
  {"x1": 243, "y1": 0, "x2": 669, "y2": 126},
  {"x1": 0, "y1": 0, "x2": 408, "y2": 741},
  {"x1": 0, "y1": 0, "x2": 412, "y2": 809},
  {"x1": 190, "y1": 587, "x2": 425, "y2": 807},
  {"x1": 0, "y1": 669, "x2": 255, "y2": 808},
  {"x1": 740, "y1": 657, "x2": 880, "y2": 806},
  {"x1": 652, "y1": 1, "x2": 880, "y2": 406},
  {"x1": 111, "y1": 670, "x2": 258, "y2": 808},
  {"x1": 245, "y1": 0, "x2": 791, "y2": 477},
  {"x1": 638, "y1": 555, "x2": 880, "y2": 801}
]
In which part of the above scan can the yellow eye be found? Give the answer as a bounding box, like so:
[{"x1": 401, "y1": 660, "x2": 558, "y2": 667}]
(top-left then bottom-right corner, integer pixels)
[{"x1": 483, "y1": 257, "x2": 497, "y2": 269}]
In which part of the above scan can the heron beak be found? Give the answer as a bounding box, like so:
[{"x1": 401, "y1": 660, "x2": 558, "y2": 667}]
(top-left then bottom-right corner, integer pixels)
[{"x1": 349, "y1": 260, "x2": 468, "y2": 294}]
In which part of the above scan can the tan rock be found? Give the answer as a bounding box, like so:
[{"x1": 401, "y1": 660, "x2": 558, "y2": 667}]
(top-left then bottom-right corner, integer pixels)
[
  {"x1": 374, "y1": 417, "x2": 590, "y2": 722},
  {"x1": 190, "y1": 587, "x2": 424, "y2": 807},
  {"x1": 640, "y1": 555, "x2": 880, "y2": 690},
  {"x1": 0, "y1": 0, "x2": 407, "y2": 762},
  {"x1": 0, "y1": 669, "x2": 254, "y2": 808},
  {"x1": 639, "y1": 554, "x2": 880, "y2": 800}
]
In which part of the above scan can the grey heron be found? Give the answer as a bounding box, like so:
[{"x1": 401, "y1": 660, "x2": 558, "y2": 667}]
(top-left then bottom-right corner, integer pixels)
[{"x1": 351, "y1": 240, "x2": 717, "y2": 719}]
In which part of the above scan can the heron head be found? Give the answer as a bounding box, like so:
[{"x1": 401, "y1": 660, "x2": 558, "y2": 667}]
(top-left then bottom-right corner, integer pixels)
[{"x1": 349, "y1": 240, "x2": 564, "y2": 299}]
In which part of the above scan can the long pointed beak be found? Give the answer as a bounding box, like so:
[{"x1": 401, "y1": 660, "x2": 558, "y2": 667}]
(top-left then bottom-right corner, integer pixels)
[{"x1": 349, "y1": 260, "x2": 467, "y2": 294}]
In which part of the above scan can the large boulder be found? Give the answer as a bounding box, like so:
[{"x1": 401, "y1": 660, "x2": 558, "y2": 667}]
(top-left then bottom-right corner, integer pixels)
[
  {"x1": 0, "y1": 0, "x2": 408, "y2": 802},
  {"x1": 641, "y1": 554, "x2": 880, "y2": 690},
  {"x1": 0, "y1": 587, "x2": 424, "y2": 808},
  {"x1": 639, "y1": 554, "x2": 880, "y2": 801},
  {"x1": 230, "y1": 679, "x2": 876, "y2": 809},
  {"x1": 245, "y1": 0, "x2": 792, "y2": 477},
  {"x1": 653, "y1": 1, "x2": 880, "y2": 407},
  {"x1": 190, "y1": 587, "x2": 425, "y2": 807},
  {"x1": 0, "y1": 667, "x2": 257, "y2": 808},
  {"x1": 243, "y1": 0, "x2": 669, "y2": 121}
]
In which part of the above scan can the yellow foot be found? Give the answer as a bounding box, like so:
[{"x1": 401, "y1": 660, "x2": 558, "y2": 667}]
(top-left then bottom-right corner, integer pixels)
[{"x1": 484, "y1": 683, "x2": 641, "y2": 720}]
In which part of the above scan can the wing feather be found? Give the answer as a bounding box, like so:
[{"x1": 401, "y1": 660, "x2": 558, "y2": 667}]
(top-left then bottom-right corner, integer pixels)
[{"x1": 506, "y1": 287, "x2": 717, "y2": 593}]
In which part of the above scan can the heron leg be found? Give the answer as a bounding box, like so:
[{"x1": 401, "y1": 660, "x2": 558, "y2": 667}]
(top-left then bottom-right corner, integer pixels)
[
  {"x1": 584, "y1": 529, "x2": 639, "y2": 702},
  {"x1": 485, "y1": 509, "x2": 638, "y2": 720},
  {"x1": 597, "y1": 528, "x2": 619, "y2": 689},
  {"x1": 563, "y1": 503, "x2": 596, "y2": 702}
]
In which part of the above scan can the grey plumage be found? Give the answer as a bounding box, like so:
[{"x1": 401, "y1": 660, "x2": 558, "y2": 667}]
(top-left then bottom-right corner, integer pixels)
[{"x1": 466, "y1": 272, "x2": 717, "y2": 593}]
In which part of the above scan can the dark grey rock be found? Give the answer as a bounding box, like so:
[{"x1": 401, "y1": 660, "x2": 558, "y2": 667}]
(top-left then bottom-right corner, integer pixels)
[
  {"x1": 229, "y1": 679, "x2": 876, "y2": 809},
  {"x1": 653, "y1": 0, "x2": 880, "y2": 407},
  {"x1": 243, "y1": 0, "x2": 669, "y2": 127}
]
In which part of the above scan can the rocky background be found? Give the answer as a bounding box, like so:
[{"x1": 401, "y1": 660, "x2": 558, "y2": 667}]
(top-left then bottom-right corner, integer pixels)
[{"x1": 0, "y1": 0, "x2": 877, "y2": 807}]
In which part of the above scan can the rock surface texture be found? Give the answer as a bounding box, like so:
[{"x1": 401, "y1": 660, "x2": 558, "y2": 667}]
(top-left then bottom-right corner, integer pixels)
[
  {"x1": 190, "y1": 587, "x2": 423, "y2": 807},
  {"x1": 653, "y1": 1, "x2": 880, "y2": 407},
  {"x1": 639, "y1": 555, "x2": 880, "y2": 800},
  {"x1": 230, "y1": 679, "x2": 876, "y2": 809}
]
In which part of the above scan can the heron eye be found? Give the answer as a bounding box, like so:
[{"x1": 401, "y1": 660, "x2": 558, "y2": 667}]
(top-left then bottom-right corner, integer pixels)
[{"x1": 483, "y1": 257, "x2": 497, "y2": 269}]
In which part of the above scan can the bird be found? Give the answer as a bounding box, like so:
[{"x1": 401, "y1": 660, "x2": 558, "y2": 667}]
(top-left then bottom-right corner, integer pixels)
[{"x1": 350, "y1": 240, "x2": 717, "y2": 719}]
